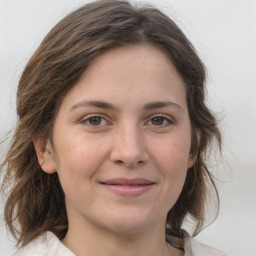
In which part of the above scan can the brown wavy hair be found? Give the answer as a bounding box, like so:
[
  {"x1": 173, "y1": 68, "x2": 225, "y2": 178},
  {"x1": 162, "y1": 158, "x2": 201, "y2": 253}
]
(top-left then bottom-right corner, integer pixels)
[{"x1": 1, "y1": 0, "x2": 221, "y2": 249}]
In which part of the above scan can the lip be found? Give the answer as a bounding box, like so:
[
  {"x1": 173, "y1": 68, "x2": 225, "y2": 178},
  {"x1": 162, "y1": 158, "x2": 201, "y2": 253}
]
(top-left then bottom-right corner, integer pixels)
[{"x1": 100, "y1": 178, "x2": 155, "y2": 196}]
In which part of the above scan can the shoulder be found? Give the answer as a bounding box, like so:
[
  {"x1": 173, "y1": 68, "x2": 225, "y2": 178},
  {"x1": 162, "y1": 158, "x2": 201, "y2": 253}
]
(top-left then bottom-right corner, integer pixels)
[
  {"x1": 12, "y1": 232, "x2": 75, "y2": 256},
  {"x1": 184, "y1": 237, "x2": 228, "y2": 256}
]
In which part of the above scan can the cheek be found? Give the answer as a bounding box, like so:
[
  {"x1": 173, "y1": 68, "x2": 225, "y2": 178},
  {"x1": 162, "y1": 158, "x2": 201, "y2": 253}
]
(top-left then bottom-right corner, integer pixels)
[
  {"x1": 53, "y1": 137, "x2": 105, "y2": 205},
  {"x1": 153, "y1": 133, "x2": 191, "y2": 168},
  {"x1": 159, "y1": 145, "x2": 189, "y2": 207},
  {"x1": 161, "y1": 148, "x2": 188, "y2": 186},
  {"x1": 54, "y1": 130, "x2": 108, "y2": 167},
  {"x1": 152, "y1": 134, "x2": 191, "y2": 189},
  {"x1": 52, "y1": 134, "x2": 109, "y2": 195}
]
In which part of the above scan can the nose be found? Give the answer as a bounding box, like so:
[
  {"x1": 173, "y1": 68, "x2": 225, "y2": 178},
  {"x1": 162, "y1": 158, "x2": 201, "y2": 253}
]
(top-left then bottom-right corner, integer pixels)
[{"x1": 110, "y1": 124, "x2": 149, "y2": 168}]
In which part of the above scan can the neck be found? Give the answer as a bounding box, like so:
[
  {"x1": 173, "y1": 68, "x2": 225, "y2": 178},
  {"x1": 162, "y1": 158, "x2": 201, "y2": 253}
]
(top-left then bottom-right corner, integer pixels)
[{"x1": 62, "y1": 216, "x2": 176, "y2": 256}]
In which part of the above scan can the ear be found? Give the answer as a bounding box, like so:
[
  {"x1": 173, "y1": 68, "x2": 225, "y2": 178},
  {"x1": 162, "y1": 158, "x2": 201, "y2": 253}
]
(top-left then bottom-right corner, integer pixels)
[
  {"x1": 187, "y1": 129, "x2": 200, "y2": 169},
  {"x1": 187, "y1": 153, "x2": 197, "y2": 169},
  {"x1": 33, "y1": 139, "x2": 57, "y2": 174}
]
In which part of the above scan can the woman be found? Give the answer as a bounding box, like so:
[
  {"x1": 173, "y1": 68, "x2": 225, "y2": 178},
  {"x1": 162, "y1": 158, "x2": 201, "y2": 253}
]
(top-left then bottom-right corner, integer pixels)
[{"x1": 1, "y1": 0, "x2": 227, "y2": 255}]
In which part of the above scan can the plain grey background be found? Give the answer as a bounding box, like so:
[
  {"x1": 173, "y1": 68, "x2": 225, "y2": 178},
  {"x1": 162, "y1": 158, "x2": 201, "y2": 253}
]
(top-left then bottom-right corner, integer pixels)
[{"x1": 0, "y1": 0, "x2": 255, "y2": 255}]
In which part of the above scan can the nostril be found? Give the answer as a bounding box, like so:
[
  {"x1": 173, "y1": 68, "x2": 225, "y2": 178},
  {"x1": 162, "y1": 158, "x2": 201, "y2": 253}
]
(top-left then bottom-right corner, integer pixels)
[{"x1": 114, "y1": 159, "x2": 145, "y2": 168}]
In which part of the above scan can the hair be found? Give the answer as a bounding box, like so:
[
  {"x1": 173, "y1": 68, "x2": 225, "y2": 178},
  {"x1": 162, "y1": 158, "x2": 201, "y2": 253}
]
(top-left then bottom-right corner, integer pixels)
[{"x1": 1, "y1": 0, "x2": 221, "y2": 249}]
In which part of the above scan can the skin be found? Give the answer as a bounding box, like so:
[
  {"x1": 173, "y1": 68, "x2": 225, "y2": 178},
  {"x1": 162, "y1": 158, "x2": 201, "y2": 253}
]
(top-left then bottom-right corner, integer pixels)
[{"x1": 35, "y1": 44, "x2": 194, "y2": 256}]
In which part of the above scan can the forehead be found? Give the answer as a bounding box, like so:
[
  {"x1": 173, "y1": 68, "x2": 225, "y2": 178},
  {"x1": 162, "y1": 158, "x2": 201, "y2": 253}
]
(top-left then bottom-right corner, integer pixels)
[{"x1": 59, "y1": 44, "x2": 187, "y2": 112}]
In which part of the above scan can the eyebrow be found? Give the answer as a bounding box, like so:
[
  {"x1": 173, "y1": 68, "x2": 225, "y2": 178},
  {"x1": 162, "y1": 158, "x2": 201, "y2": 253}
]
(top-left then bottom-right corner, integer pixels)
[
  {"x1": 70, "y1": 100, "x2": 115, "y2": 112},
  {"x1": 70, "y1": 100, "x2": 183, "y2": 112},
  {"x1": 143, "y1": 101, "x2": 183, "y2": 111}
]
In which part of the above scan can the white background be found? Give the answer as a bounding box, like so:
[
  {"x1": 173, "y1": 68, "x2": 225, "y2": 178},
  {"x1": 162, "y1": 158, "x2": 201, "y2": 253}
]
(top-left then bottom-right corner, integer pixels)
[{"x1": 0, "y1": 0, "x2": 255, "y2": 255}]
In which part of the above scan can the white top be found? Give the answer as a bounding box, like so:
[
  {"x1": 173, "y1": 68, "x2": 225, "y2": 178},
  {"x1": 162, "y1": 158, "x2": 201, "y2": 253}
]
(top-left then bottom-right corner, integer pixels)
[{"x1": 12, "y1": 231, "x2": 228, "y2": 256}]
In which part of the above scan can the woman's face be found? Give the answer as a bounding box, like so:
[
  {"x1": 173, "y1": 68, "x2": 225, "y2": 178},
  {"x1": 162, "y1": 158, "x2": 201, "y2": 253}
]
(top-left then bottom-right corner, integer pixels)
[{"x1": 41, "y1": 44, "x2": 194, "y2": 235}]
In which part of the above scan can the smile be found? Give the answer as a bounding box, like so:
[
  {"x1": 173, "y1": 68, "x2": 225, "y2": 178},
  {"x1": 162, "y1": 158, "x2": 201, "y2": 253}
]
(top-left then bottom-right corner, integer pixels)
[{"x1": 100, "y1": 178, "x2": 155, "y2": 196}]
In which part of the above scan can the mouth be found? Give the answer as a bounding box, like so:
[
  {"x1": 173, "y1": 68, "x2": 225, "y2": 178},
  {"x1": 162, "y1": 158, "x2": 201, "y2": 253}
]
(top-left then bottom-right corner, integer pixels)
[{"x1": 100, "y1": 178, "x2": 155, "y2": 196}]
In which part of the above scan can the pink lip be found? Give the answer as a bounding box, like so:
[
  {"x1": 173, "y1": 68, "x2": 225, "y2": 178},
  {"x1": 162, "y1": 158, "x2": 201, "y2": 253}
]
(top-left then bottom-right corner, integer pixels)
[{"x1": 100, "y1": 178, "x2": 155, "y2": 196}]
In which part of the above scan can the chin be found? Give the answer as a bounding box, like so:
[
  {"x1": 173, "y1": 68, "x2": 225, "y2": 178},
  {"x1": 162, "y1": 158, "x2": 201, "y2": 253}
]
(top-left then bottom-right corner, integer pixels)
[{"x1": 99, "y1": 211, "x2": 162, "y2": 235}]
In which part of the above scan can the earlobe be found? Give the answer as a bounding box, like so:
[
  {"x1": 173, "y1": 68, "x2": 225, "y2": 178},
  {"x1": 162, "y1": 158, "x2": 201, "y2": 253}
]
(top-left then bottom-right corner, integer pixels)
[
  {"x1": 33, "y1": 139, "x2": 57, "y2": 174},
  {"x1": 187, "y1": 153, "x2": 197, "y2": 169},
  {"x1": 187, "y1": 129, "x2": 200, "y2": 169}
]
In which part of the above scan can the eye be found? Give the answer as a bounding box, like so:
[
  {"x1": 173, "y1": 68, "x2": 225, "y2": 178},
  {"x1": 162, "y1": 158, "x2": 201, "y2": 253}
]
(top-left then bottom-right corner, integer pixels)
[
  {"x1": 81, "y1": 115, "x2": 109, "y2": 127},
  {"x1": 146, "y1": 115, "x2": 174, "y2": 126},
  {"x1": 88, "y1": 116, "x2": 103, "y2": 126},
  {"x1": 151, "y1": 116, "x2": 165, "y2": 125}
]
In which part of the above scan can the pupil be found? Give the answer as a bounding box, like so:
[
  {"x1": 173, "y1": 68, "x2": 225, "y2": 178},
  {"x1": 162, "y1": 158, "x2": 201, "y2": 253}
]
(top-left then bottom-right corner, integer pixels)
[
  {"x1": 152, "y1": 117, "x2": 163, "y2": 125},
  {"x1": 89, "y1": 117, "x2": 101, "y2": 125}
]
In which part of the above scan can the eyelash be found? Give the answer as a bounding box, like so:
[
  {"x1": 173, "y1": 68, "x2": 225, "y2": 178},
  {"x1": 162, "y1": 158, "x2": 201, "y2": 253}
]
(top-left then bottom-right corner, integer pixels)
[
  {"x1": 145, "y1": 115, "x2": 174, "y2": 127},
  {"x1": 80, "y1": 115, "x2": 110, "y2": 127},
  {"x1": 80, "y1": 114, "x2": 174, "y2": 128}
]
